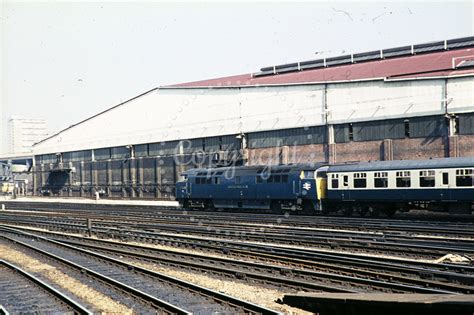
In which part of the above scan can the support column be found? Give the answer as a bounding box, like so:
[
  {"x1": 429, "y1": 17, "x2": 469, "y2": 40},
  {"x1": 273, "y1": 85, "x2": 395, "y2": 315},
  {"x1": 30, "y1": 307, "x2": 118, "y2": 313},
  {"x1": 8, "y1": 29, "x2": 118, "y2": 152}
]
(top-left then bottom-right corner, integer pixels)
[
  {"x1": 138, "y1": 158, "x2": 144, "y2": 198},
  {"x1": 448, "y1": 136, "x2": 459, "y2": 157},
  {"x1": 326, "y1": 124, "x2": 335, "y2": 164},
  {"x1": 92, "y1": 162, "x2": 98, "y2": 197},
  {"x1": 448, "y1": 115, "x2": 459, "y2": 157},
  {"x1": 382, "y1": 139, "x2": 393, "y2": 161},
  {"x1": 32, "y1": 165, "x2": 37, "y2": 196},
  {"x1": 68, "y1": 162, "x2": 73, "y2": 197},
  {"x1": 80, "y1": 161, "x2": 84, "y2": 197},
  {"x1": 106, "y1": 160, "x2": 112, "y2": 197},
  {"x1": 328, "y1": 143, "x2": 337, "y2": 164},
  {"x1": 280, "y1": 146, "x2": 290, "y2": 165},
  {"x1": 121, "y1": 162, "x2": 127, "y2": 198},
  {"x1": 129, "y1": 158, "x2": 137, "y2": 198},
  {"x1": 155, "y1": 157, "x2": 162, "y2": 199}
]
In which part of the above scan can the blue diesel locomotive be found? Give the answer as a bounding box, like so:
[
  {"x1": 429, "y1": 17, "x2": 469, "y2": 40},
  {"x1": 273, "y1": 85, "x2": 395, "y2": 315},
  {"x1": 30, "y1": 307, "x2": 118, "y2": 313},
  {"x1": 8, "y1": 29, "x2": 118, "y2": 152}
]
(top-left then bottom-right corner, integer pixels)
[
  {"x1": 175, "y1": 163, "x2": 327, "y2": 212},
  {"x1": 176, "y1": 157, "x2": 474, "y2": 215}
]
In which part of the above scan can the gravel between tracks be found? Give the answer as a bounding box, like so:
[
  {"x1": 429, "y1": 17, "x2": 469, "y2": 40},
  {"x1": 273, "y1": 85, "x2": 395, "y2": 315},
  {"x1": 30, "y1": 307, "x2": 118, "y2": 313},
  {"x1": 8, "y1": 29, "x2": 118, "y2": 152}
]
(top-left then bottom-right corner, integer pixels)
[
  {"x1": 1, "y1": 225, "x2": 311, "y2": 314},
  {"x1": 127, "y1": 259, "x2": 312, "y2": 315},
  {"x1": 0, "y1": 243, "x2": 132, "y2": 314}
]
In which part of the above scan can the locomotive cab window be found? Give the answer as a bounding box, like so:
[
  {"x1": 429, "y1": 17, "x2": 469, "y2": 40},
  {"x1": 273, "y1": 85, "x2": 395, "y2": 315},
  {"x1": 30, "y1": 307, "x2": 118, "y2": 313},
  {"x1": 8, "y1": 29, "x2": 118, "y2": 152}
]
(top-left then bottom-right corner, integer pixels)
[
  {"x1": 419, "y1": 170, "x2": 436, "y2": 187},
  {"x1": 456, "y1": 169, "x2": 474, "y2": 187},
  {"x1": 374, "y1": 172, "x2": 388, "y2": 188},
  {"x1": 353, "y1": 173, "x2": 367, "y2": 188},
  {"x1": 396, "y1": 171, "x2": 411, "y2": 187},
  {"x1": 300, "y1": 170, "x2": 315, "y2": 180}
]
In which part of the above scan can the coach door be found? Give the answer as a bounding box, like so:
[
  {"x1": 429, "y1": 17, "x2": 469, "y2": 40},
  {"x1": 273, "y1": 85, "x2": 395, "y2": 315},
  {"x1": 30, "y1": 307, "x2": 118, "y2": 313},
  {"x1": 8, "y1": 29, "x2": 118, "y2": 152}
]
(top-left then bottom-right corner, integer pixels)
[
  {"x1": 439, "y1": 170, "x2": 451, "y2": 201},
  {"x1": 341, "y1": 174, "x2": 350, "y2": 200}
]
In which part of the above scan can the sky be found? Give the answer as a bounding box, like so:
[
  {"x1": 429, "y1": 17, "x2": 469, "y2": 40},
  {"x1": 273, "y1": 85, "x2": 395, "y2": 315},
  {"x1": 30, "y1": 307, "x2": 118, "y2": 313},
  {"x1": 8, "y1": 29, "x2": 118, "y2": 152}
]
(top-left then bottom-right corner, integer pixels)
[{"x1": 1, "y1": 0, "x2": 473, "y2": 153}]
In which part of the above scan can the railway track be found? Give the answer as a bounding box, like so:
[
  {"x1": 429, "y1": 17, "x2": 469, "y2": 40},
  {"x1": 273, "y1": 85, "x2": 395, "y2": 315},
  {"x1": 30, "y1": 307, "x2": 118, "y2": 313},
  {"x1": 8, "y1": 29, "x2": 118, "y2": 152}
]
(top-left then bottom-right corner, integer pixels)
[
  {"x1": 1, "y1": 212, "x2": 473, "y2": 259},
  {"x1": 2, "y1": 224, "x2": 473, "y2": 293},
  {"x1": 3, "y1": 200, "x2": 473, "y2": 233},
  {"x1": 0, "y1": 227, "x2": 280, "y2": 315},
  {"x1": 0, "y1": 259, "x2": 91, "y2": 314},
  {"x1": 43, "y1": 227, "x2": 474, "y2": 293},
  {"x1": 1, "y1": 217, "x2": 472, "y2": 277}
]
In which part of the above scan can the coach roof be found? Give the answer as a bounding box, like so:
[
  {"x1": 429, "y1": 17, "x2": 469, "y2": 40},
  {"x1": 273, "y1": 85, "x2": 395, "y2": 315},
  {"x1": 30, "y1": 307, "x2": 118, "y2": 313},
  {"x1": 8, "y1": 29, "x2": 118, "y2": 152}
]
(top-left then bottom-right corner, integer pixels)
[{"x1": 327, "y1": 157, "x2": 474, "y2": 173}]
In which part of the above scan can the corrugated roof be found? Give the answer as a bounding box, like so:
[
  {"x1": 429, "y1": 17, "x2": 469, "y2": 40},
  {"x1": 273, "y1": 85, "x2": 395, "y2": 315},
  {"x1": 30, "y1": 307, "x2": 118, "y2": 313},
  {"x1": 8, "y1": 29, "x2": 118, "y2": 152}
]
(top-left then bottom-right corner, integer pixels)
[
  {"x1": 168, "y1": 47, "x2": 474, "y2": 88},
  {"x1": 328, "y1": 157, "x2": 474, "y2": 173}
]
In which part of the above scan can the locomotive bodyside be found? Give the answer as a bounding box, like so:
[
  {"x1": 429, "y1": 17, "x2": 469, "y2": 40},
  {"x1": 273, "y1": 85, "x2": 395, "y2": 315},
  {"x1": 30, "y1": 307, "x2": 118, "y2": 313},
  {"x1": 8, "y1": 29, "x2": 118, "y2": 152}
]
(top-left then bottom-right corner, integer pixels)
[{"x1": 176, "y1": 164, "x2": 325, "y2": 212}]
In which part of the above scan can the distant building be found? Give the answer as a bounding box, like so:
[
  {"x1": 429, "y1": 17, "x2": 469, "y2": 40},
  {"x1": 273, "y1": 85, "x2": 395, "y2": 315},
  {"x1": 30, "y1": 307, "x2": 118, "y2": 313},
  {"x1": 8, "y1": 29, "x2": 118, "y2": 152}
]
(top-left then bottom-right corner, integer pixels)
[{"x1": 8, "y1": 117, "x2": 48, "y2": 154}]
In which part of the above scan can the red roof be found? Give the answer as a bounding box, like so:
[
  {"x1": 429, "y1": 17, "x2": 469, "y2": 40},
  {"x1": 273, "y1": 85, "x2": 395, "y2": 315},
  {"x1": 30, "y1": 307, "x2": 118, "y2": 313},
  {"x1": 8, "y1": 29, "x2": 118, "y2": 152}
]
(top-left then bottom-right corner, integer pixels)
[{"x1": 168, "y1": 48, "x2": 474, "y2": 88}]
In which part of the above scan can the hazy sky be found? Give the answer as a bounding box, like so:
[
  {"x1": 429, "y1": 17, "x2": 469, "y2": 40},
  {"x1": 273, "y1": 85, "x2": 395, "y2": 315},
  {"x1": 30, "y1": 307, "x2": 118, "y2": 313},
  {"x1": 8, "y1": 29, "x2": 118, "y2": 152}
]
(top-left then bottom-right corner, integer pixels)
[{"x1": 1, "y1": 0, "x2": 473, "y2": 150}]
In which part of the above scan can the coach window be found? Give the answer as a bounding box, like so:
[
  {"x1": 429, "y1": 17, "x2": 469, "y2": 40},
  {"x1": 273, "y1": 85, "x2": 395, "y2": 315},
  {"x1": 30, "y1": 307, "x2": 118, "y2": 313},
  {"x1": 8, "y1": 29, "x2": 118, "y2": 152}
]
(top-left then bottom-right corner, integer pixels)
[
  {"x1": 343, "y1": 175, "x2": 349, "y2": 187},
  {"x1": 396, "y1": 171, "x2": 411, "y2": 187},
  {"x1": 282, "y1": 175, "x2": 289, "y2": 183},
  {"x1": 214, "y1": 177, "x2": 220, "y2": 184},
  {"x1": 353, "y1": 173, "x2": 367, "y2": 188},
  {"x1": 374, "y1": 172, "x2": 388, "y2": 188},
  {"x1": 331, "y1": 174, "x2": 339, "y2": 188},
  {"x1": 419, "y1": 170, "x2": 436, "y2": 187},
  {"x1": 456, "y1": 169, "x2": 474, "y2": 187}
]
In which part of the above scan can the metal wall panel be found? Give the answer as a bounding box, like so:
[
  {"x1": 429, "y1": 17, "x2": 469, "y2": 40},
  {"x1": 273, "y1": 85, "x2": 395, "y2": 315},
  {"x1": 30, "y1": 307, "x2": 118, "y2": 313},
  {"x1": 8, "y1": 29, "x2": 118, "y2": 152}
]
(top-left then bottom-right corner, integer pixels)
[
  {"x1": 111, "y1": 146, "x2": 129, "y2": 159},
  {"x1": 33, "y1": 86, "x2": 325, "y2": 155},
  {"x1": 408, "y1": 115, "x2": 446, "y2": 138},
  {"x1": 334, "y1": 124, "x2": 350, "y2": 143},
  {"x1": 181, "y1": 139, "x2": 204, "y2": 154},
  {"x1": 63, "y1": 150, "x2": 92, "y2": 162},
  {"x1": 134, "y1": 144, "x2": 148, "y2": 157},
  {"x1": 94, "y1": 148, "x2": 111, "y2": 160},
  {"x1": 110, "y1": 160, "x2": 123, "y2": 184},
  {"x1": 248, "y1": 126, "x2": 326, "y2": 148},
  {"x1": 327, "y1": 80, "x2": 445, "y2": 124},
  {"x1": 459, "y1": 113, "x2": 474, "y2": 135},
  {"x1": 221, "y1": 135, "x2": 241, "y2": 151},
  {"x1": 142, "y1": 158, "x2": 156, "y2": 183},
  {"x1": 447, "y1": 77, "x2": 474, "y2": 114},
  {"x1": 204, "y1": 137, "x2": 220, "y2": 152},
  {"x1": 94, "y1": 161, "x2": 108, "y2": 185},
  {"x1": 353, "y1": 119, "x2": 405, "y2": 142},
  {"x1": 82, "y1": 162, "x2": 92, "y2": 184},
  {"x1": 40, "y1": 154, "x2": 57, "y2": 164},
  {"x1": 149, "y1": 141, "x2": 179, "y2": 156}
]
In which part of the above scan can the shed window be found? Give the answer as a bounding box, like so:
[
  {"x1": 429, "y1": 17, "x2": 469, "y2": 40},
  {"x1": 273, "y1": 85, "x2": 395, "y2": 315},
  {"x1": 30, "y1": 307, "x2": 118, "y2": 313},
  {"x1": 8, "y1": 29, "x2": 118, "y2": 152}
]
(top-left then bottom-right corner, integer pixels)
[
  {"x1": 396, "y1": 171, "x2": 411, "y2": 187},
  {"x1": 374, "y1": 172, "x2": 388, "y2": 188},
  {"x1": 353, "y1": 173, "x2": 367, "y2": 188},
  {"x1": 456, "y1": 169, "x2": 474, "y2": 187},
  {"x1": 420, "y1": 170, "x2": 436, "y2": 187}
]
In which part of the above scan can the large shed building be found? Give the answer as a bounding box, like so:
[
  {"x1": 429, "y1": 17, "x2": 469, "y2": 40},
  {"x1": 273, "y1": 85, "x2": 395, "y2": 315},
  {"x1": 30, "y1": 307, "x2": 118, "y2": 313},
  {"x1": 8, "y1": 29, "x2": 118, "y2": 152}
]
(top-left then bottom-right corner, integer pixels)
[{"x1": 32, "y1": 37, "x2": 474, "y2": 198}]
